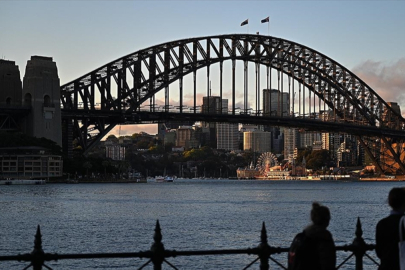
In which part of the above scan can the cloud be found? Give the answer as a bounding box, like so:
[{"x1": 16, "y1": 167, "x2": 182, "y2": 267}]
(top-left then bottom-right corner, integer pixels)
[
  {"x1": 107, "y1": 124, "x2": 158, "y2": 138},
  {"x1": 352, "y1": 58, "x2": 405, "y2": 116}
]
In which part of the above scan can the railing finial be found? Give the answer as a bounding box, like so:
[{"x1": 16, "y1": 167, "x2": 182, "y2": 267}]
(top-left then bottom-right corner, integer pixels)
[
  {"x1": 35, "y1": 225, "x2": 42, "y2": 250},
  {"x1": 151, "y1": 220, "x2": 165, "y2": 269},
  {"x1": 260, "y1": 221, "x2": 268, "y2": 245},
  {"x1": 355, "y1": 216, "x2": 363, "y2": 239},
  {"x1": 32, "y1": 225, "x2": 45, "y2": 270},
  {"x1": 154, "y1": 219, "x2": 162, "y2": 244}
]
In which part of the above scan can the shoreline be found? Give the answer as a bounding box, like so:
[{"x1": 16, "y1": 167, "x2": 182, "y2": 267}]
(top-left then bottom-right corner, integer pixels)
[{"x1": 44, "y1": 177, "x2": 405, "y2": 183}]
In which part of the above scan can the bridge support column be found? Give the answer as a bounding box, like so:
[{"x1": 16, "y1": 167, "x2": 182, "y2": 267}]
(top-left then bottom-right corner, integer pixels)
[{"x1": 22, "y1": 56, "x2": 62, "y2": 147}]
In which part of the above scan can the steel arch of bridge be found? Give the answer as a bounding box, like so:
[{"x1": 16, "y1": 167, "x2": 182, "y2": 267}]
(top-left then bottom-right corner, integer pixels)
[{"x1": 60, "y1": 34, "x2": 405, "y2": 174}]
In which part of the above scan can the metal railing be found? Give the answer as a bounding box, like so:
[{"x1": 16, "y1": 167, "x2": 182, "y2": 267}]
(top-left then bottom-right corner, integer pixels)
[{"x1": 0, "y1": 217, "x2": 378, "y2": 270}]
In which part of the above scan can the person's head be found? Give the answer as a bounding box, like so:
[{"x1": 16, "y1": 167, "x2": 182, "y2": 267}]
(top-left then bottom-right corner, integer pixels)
[
  {"x1": 388, "y1": 187, "x2": 405, "y2": 211},
  {"x1": 311, "y1": 202, "x2": 330, "y2": 228}
]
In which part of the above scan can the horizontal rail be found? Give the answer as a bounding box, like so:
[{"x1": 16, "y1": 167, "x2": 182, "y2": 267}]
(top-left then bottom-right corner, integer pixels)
[{"x1": 0, "y1": 218, "x2": 379, "y2": 270}]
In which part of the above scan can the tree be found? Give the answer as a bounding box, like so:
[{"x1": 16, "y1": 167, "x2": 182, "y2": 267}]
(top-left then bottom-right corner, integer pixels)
[
  {"x1": 83, "y1": 161, "x2": 92, "y2": 177},
  {"x1": 0, "y1": 132, "x2": 62, "y2": 155},
  {"x1": 102, "y1": 160, "x2": 110, "y2": 176}
]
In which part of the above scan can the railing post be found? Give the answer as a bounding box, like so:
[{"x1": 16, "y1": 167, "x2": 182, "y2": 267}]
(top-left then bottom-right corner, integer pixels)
[
  {"x1": 31, "y1": 225, "x2": 45, "y2": 270},
  {"x1": 150, "y1": 220, "x2": 165, "y2": 270},
  {"x1": 258, "y1": 222, "x2": 270, "y2": 270},
  {"x1": 352, "y1": 217, "x2": 366, "y2": 270}
]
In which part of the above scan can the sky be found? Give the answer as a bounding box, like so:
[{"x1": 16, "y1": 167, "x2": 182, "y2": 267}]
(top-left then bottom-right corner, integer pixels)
[{"x1": 1, "y1": 0, "x2": 404, "y2": 137}]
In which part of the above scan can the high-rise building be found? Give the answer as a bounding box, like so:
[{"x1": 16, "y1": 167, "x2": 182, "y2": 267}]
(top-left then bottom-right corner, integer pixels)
[
  {"x1": 320, "y1": 110, "x2": 341, "y2": 163},
  {"x1": 263, "y1": 89, "x2": 290, "y2": 154},
  {"x1": 158, "y1": 120, "x2": 193, "y2": 141},
  {"x1": 243, "y1": 131, "x2": 271, "y2": 153},
  {"x1": 299, "y1": 131, "x2": 322, "y2": 149},
  {"x1": 201, "y1": 96, "x2": 228, "y2": 149},
  {"x1": 202, "y1": 96, "x2": 228, "y2": 114},
  {"x1": 284, "y1": 128, "x2": 299, "y2": 163},
  {"x1": 337, "y1": 136, "x2": 358, "y2": 167},
  {"x1": 164, "y1": 131, "x2": 176, "y2": 146},
  {"x1": 176, "y1": 126, "x2": 198, "y2": 149},
  {"x1": 217, "y1": 123, "x2": 239, "y2": 151},
  {"x1": 262, "y1": 89, "x2": 290, "y2": 117},
  {"x1": 106, "y1": 145, "x2": 126, "y2": 161}
]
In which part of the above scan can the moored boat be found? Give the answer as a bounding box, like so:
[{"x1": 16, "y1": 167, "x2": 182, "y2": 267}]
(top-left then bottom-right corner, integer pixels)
[
  {"x1": 0, "y1": 179, "x2": 46, "y2": 185},
  {"x1": 155, "y1": 176, "x2": 165, "y2": 182},
  {"x1": 154, "y1": 176, "x2": 175, "y2": 182},
  {"x1": 164, "y1": 176, "x2": 174, "y2": 182}
]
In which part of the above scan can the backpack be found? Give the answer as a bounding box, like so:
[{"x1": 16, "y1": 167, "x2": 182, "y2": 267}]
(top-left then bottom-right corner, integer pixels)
[{"x1": 288, "y1": 231, "x2": 319, "y2": 270}]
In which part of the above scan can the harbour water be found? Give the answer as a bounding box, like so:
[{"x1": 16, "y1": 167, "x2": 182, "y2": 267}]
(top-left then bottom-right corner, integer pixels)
[{"x1": 0, "y1": 179, "x2": 403, "y2": 269}]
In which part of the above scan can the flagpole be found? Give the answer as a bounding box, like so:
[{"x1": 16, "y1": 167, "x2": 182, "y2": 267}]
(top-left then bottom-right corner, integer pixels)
[{"x1": 268, "y1": 18, "x2": 270, "y2": 36}]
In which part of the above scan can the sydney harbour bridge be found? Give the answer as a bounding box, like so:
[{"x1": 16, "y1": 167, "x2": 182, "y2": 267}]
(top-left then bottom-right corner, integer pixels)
[{"x1": 60, "y1": 34, "x2": 405, "y2": 175}]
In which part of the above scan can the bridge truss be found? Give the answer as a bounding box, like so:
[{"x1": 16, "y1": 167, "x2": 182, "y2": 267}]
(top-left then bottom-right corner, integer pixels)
[{"x1": 60, "y1": 34, "x2": 405, "y2": 174}]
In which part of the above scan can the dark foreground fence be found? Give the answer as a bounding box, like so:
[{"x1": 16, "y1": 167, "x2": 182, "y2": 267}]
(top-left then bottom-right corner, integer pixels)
[{"x1": 0, "y1": 218, "x2": 379, "y2": 270}]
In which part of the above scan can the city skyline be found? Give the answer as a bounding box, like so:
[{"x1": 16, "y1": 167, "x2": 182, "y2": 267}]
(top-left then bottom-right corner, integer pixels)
[{"x1": 1, "y1": 1, "x2": 404, "y2": 136}]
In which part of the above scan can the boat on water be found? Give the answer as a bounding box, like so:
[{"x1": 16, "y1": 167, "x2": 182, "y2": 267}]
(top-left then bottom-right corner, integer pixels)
[
  {"x1": 164, "y1": 176, "x2": 175, "y2": 182},
  {"x1": 154, "y1": 176, "x2": 175, "y2": 182},
  {"x1": 131, "y1": 172, "x2": 146, "y2": 183},
  {"x1": 66, "y1": 179, "x2": 79, "y2": 184},
  {"x1": 0, "y1": 179, "x2": 46, "y2": 185},
  {"x1": 319, "y1": 175, "x2": 359, "y2": 181}
]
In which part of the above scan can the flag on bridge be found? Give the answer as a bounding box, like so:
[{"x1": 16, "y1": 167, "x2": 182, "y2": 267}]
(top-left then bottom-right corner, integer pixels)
[
  {"x1": 241, "y1": 19, "x2": 248, "y2": 26},
  {"x1": 261, "y1": 16, "x2": 269, "y2": 23}
]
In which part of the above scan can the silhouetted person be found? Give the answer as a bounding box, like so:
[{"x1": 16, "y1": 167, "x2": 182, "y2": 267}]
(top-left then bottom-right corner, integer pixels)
[
  {"x1": 288, "y1": 202, "x2": 336, "y2": 270},
  {"x1": 376, "y1": 187, "x2": 405, "y2": 270}
]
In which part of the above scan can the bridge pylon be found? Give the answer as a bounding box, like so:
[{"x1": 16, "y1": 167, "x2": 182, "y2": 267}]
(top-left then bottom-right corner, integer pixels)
[{"x1": 22, "y1": 56, "x2": 62, "y2": 147}]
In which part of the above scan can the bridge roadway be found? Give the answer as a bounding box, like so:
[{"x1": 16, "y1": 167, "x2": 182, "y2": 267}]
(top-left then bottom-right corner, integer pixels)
[{"x1": 61, "y1": 109, "x2": 405, "y2": 139}]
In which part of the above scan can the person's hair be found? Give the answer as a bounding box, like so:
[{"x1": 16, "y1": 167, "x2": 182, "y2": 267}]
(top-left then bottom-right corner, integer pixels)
[
  {"x1": 388, "y1": 187, "x2": 405, "y2": 210},
  {"x1": 311, "y1": 202, "x2": 330, "y2": 227}
]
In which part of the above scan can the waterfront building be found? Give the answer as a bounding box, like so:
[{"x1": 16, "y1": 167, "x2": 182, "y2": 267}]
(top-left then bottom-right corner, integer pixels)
[
  {"x1": 256, "y1": 165, "x2": 290, "y2": 180},
  {"x1": 0, "y1": 146, "x2": 62, "y2": 179},
  {"x1": 236, "y1": 162, "x2": 260, "y2": 179}
]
